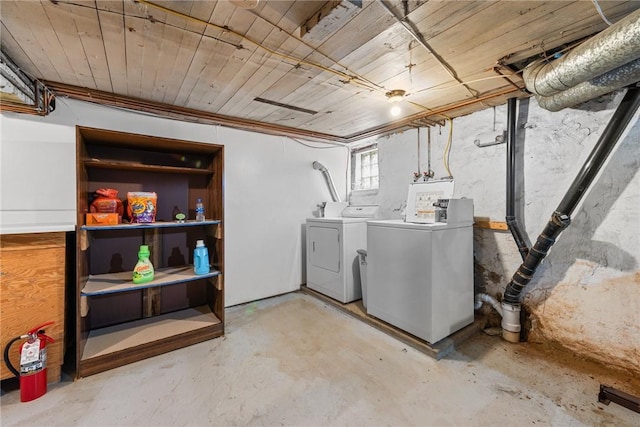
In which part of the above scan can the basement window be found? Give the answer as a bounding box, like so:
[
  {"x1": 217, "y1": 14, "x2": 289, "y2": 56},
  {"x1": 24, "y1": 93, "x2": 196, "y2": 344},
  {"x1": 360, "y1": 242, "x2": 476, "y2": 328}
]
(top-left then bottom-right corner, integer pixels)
[{"x1": 352, "y1": 147, "x2": 379, "y2": 190}]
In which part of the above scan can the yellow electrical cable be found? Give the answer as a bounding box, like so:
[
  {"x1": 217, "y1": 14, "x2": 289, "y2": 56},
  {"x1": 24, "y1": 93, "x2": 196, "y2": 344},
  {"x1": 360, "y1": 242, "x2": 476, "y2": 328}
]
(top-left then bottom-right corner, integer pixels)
[
  {"x1": 443, "y1": 116, "x2": 454, "y2": 178},
  {"x1": 136, "y1": 0, "x2": 385, "y2": 94}
]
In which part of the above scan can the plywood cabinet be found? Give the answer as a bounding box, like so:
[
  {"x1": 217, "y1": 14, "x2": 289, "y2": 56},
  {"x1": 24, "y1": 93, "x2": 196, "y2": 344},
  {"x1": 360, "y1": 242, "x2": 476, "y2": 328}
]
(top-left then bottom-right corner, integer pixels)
[
  {"x1": 74, "y1": 127, "x2": 224, "y2": 378},
  {"x1": 1, "y1": 232, "x2": 66, "y2": 383}
]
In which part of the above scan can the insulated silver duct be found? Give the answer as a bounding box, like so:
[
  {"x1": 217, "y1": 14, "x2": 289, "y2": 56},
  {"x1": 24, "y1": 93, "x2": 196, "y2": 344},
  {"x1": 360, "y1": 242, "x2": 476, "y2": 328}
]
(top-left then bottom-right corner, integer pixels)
[
  {"x1": 523, "y1": 9, "x2": 640, "y2": 111},
  {"x1": 523, "y1": 9, "x2": 640, "y2": 97},
  {"x1": 537, "y1": 58, "x2": 640, "y2": 111},
  {"x1": 312, "y1": 161, "x2": 341, "y2": 202}
]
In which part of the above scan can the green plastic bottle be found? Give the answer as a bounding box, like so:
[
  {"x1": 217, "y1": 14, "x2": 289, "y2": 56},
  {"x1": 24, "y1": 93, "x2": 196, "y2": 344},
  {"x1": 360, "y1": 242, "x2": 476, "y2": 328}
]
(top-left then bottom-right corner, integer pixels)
[{"x1": 132, "y1": 245, "x2": 154, "y2": 284}]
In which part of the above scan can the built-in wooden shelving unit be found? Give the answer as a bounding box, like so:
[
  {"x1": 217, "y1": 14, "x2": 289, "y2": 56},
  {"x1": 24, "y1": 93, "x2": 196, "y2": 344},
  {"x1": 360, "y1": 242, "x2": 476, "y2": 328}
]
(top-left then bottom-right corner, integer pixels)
[{"x1": 74, "y1": 126, "x2": 224, "y2": 378}]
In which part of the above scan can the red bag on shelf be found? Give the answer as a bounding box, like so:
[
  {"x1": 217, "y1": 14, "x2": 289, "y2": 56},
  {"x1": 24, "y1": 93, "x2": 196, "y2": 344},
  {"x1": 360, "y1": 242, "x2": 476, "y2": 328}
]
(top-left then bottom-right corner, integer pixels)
[{"x1": 90, "y1": 188, "x2": 124, "y2": 216}]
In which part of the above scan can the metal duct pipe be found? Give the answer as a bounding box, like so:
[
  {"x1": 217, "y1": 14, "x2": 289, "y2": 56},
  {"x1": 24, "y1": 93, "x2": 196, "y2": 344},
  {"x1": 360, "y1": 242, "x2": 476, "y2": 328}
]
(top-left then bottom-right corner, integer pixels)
[
  {"x1": 312, "y1": 161, "x2": 341, "y2": 202},
  {"x1": 503, "y1": 87, "x2": 640, "y2": 307},
  {"x1": 523, "y1": 9, "x2": 640, "y2": 97},
  {"x1": 505, "y1": 98, "x2": 529, "y2": 261},
  {"x1": 536, "y1": 59, "x2": 640, "y2": 112}
]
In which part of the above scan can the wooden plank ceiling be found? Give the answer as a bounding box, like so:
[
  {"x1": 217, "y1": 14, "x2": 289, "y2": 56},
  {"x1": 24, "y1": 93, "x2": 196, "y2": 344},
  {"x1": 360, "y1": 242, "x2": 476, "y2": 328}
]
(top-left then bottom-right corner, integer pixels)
[{"x1": 1, "y1": 0, "x2": 639, "y2": 143}]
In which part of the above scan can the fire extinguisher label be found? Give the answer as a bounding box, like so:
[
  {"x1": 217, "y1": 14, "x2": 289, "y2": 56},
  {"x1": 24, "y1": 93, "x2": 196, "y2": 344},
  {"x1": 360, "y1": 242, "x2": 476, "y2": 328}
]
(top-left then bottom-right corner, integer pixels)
[{"x1": 20, "y1": 339, "x2": 46, "y2": 374}]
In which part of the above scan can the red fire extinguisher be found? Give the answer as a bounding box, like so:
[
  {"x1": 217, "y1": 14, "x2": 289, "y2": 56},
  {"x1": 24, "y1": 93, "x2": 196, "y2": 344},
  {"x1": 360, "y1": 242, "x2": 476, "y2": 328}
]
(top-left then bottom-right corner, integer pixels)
[{"x1": 3, "y1": 321, "x2": 55, "y2": 402}]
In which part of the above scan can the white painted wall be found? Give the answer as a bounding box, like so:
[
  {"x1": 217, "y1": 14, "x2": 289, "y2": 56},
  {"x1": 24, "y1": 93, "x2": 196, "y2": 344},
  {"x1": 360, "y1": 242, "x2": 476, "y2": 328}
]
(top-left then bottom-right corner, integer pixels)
[
  {"x1": 0, "y1": 99, "x2": 349, "y2": 306},
  {"x1": 0, "y1": 118, "x2": 76, "y2": 233},
  {"x1": 371, "y1": 91, "x2": 640, "y2": 374}
]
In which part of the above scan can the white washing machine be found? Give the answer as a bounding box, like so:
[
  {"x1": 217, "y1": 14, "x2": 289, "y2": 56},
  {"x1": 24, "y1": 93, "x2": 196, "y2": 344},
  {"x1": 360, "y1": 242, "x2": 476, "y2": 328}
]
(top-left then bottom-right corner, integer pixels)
[
  {"x1": 306, "y1": 205, "x2": 378, "y2": 303},
  {"x1": 367, "y1": 182, "x2": 475, "y2": 344}
]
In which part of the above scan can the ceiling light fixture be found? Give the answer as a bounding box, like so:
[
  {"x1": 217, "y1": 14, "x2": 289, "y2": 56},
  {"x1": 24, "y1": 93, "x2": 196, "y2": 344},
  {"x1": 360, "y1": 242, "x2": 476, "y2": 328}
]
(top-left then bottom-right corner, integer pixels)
[
  {"x1": 386, "y1": 89, "x2": 406, "y2": 117},
  {"x1": 386, "y1": 89, "x2": 406, "y2": 103},
  {"x1": 390, "y1": 105, "x2": 402, "y2": 117}
]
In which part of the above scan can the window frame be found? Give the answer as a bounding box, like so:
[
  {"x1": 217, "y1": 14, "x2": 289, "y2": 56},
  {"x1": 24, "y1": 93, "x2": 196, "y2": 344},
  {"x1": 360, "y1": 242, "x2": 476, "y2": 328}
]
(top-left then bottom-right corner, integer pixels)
[{"x1": 351, "y1": 145, "x2": 379, "y2": 191}]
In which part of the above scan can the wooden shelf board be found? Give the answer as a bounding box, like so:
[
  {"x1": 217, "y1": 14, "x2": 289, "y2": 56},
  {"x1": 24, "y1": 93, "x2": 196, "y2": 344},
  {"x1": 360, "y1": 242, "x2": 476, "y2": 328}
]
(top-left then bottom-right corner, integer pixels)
[
  {"x1": 81, "y1": 219, "x2": 221, "y2": 231},
  {"x1": 84, "y1": 160, "x2": 213, "y2": 175},
  {"x1": 82, "y1": 266, "x2": 221, "y2": 296},
  {"x1": 81, "y1": 306, "x2": 221, "y2": 360},
  {"x1": 473, "y1": 217, "x2": 509, "y2": 231}
]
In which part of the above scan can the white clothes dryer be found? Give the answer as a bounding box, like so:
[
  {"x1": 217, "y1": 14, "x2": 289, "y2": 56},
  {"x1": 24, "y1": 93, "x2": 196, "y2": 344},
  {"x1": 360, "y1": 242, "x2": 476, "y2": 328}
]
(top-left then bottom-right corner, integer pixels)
[{"x1": 305, "y1": 205, "x2": 377, "y2": 303}]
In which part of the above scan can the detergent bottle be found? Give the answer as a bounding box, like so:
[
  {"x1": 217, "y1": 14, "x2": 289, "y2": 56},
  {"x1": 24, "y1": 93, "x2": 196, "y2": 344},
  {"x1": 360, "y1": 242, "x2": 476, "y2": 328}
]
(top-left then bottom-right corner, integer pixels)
[
  {"x1": 133, "y1": 245, "x2": 154, "y2": 284},
  {"x1": 194, "y1": 240, "x2": 210, "y2": 275}
]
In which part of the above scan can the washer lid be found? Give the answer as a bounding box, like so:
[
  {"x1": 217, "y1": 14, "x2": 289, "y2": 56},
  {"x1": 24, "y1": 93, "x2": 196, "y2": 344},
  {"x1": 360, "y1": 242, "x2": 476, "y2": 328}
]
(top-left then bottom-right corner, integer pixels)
[{"x1": 342, "y1": 205, "x2": 379, "y2": 218}]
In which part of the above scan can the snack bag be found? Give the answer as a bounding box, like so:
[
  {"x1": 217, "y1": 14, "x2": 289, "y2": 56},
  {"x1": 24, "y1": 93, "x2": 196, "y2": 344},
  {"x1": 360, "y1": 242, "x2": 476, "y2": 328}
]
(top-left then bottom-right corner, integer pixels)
[
  {"x1": 127, "y1": 192, "x2": 157, "y2": 223},
  {"x1": 90, "y1": 188, "x2": 124, "y2": 216}
]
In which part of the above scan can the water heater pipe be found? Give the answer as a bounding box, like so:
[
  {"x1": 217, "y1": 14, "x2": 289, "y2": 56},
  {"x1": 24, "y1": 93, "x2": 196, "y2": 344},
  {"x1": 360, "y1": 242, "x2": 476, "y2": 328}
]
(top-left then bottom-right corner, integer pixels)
[{"x1": 312, "y1": 161, "x2": 341, "y2": 202}]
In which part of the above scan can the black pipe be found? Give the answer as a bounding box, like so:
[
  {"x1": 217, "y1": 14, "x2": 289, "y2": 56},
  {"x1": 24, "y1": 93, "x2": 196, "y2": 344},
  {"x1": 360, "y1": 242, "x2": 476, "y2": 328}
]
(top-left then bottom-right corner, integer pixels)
[
  {"x1": 506, "y1": 97, "x2": 530, "y2": 261},
  {"x1": 503, "y1": 86, "x2": 640, "y2": 305},
  {"x1": 557, "y1": 87, "x2": 640, "y2": 215}
]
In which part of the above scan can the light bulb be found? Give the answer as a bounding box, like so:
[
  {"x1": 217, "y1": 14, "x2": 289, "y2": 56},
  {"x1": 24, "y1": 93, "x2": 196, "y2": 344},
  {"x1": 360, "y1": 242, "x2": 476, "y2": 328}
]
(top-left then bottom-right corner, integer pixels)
[{"x1": 390, "y1": 105, "x2": 402, "y2": 116}]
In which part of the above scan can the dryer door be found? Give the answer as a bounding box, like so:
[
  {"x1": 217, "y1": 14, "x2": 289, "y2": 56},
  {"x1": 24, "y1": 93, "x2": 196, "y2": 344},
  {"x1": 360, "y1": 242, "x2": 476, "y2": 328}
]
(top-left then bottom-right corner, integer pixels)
[{"x1": 308, "y1": 225, "x2": 340, "y2": 273}]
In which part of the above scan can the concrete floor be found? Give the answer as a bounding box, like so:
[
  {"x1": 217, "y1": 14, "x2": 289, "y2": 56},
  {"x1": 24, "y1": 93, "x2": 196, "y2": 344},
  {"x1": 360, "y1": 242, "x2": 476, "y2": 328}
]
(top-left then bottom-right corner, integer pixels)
[{"x1": 1, "y1": 292, "x2": 638, "y2": 426}]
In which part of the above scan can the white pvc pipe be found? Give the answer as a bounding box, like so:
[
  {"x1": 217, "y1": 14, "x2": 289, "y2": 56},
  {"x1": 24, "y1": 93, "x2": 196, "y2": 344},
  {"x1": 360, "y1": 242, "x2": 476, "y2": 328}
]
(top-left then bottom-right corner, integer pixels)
[
  {"x1": 501, "y1": 302, "x2": 522, "y2": 343},
  {"x1": 474, "y1": 293, "x2": 503, "y2": 316},
  {"x1": 475, "y1": 294, "x2": 522, "y2": 343}
]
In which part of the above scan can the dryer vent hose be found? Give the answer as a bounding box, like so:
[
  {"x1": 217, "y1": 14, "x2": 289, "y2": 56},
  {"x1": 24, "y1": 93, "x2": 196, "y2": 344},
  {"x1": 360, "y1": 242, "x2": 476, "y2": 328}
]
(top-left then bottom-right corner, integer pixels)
[{"x1": 313, "y1": 161, "x2": 341, "y2": 202}]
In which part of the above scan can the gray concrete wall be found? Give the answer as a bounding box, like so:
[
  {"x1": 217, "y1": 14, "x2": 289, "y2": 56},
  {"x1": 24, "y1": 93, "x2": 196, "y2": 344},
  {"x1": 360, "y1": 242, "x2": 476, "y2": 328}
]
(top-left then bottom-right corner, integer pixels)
[{"x1": 371, "y1": 91, "x2": 639, "y2": 374}]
